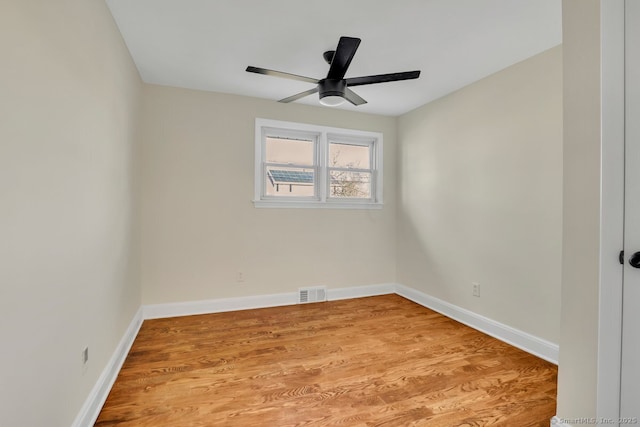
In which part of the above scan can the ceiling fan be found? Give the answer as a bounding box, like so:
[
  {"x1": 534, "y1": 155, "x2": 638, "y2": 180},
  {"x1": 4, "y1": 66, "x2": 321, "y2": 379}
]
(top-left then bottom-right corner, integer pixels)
[{"x1": 246, "y1": 36, "x2": 421, "y2": 107}]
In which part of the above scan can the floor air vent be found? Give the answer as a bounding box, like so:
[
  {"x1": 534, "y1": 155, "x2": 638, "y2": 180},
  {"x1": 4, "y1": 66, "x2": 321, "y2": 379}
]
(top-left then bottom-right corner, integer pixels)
[{"x1": 298, "y1": 286, "x2": 327, "y2": 303}]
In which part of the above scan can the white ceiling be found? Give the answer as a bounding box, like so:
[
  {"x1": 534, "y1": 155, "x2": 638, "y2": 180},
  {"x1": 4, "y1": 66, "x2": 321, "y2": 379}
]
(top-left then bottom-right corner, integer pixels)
[{"x1": 105, "y1": 0, "x2": 562, "y2": 117}]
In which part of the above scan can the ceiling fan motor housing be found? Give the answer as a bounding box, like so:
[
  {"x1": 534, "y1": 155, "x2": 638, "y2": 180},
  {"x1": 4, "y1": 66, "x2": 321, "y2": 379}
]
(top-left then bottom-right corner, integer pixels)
[{"x1": 319, "y1": 79, "x2": 346, "y2": 99}]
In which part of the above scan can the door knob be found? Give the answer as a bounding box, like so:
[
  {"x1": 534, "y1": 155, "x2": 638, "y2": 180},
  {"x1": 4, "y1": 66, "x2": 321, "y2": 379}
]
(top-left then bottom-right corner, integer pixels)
[{"x1": 629, "y1": 252, "x2": 640, "y2": 268}]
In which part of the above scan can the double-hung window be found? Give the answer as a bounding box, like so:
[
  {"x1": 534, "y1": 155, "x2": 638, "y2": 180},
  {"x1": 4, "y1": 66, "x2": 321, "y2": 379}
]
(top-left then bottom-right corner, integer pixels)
[{"x1": 254, "y1": 118, "x2": 383, "y2": 209}]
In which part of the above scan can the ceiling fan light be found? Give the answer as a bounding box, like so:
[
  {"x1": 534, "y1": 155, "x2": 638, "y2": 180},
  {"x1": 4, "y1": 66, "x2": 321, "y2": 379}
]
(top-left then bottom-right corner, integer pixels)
[
  {"x1": 319, "y1": 95, "x2": 345, "y2": 107},
  {"x1": 319, "y1": 79, "x2": 347, "y2": 107}
]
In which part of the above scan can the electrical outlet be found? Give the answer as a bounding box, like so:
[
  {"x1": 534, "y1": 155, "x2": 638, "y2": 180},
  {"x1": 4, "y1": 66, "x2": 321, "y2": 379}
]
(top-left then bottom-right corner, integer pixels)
[
  {"x1": 82, "y1": 347, "x2": 89, "y2": 365},
  {"x1": 236, "y1": 271, "x2": 245, "y2": 282},
  {"x1": 472, "y1": 282, "x2": 481, "y2": 297}
]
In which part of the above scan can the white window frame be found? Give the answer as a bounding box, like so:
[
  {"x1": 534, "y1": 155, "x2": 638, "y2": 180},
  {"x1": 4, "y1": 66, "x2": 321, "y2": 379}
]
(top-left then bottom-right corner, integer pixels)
[{"x1": 254, "y1": 118, "x2": 383, "y2": 209}]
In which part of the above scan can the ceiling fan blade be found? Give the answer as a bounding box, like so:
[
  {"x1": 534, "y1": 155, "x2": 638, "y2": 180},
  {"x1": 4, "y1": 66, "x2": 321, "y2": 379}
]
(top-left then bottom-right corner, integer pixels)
[
  {"x1": 345, "y1": 70, "x2": 421, "y2": 87},
  {"x1": 278, "y1": 87, "x2": 319, "y2": 103},
  {"x1": 246, "y1": 66, "x2": 319, "y2": 84},
  {"x1": 326, "y1": 37, "x2": 361, "y2": 80},
  {"x1": 343, "y1": 88, "x2": 367, "y2": 106}
]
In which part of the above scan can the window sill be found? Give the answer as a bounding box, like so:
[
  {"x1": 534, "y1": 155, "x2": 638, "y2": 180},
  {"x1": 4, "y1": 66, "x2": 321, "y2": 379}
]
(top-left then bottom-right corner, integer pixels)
[{"x1": 253, "y1": 200, "x2": 383, "y2": 210}]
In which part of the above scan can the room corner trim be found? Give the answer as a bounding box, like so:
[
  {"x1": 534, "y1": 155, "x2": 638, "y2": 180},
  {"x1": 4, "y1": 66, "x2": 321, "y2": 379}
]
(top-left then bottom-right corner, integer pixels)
[
  {"x1": 71, "y1": 306, "x2": 144, "y2": 427},
  {"x1": 395, "y1": 284, "x2": 559, "y2": 364}
]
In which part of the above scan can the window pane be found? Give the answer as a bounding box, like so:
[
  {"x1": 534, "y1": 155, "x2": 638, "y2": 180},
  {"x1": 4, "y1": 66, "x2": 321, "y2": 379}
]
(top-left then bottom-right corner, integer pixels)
[
  {"x1": 329, "y1": 142, "x2": 371, "y2": 169},
  {"x1": 266, "y1": 137, "x2": 314, "y2": 166},
  {"x1": 265, "y1": 165, "x2": 315, "y2": 197},
  {"x1": 329, "y1": 170, "x2": 371, "y2": 199}
]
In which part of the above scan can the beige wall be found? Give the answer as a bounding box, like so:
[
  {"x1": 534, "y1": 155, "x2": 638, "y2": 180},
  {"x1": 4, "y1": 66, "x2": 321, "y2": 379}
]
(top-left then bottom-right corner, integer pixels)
[
  {"x1": 139, "y1": 86, "x2": 397, "y2": 304},
  {"x1": 0, "y1": 1, "x2": 142, "y2": 426},
  {"x1": 396, "y1": 46, "x2": 563, "y2": 343},
  {"x1": 557, "y1": 0, "x2": 602, "y2": 419}
]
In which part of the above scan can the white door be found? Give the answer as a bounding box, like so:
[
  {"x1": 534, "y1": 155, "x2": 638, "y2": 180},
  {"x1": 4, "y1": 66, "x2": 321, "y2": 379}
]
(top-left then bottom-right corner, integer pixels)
[{"x1": 621, "y1": 0, "x2": 640, "y2": 418}]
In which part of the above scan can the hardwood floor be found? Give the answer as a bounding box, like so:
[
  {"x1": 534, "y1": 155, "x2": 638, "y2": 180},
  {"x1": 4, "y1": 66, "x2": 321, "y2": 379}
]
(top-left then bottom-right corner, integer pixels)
[{"x1": 95, "y1": 294, "x2": 557, "y2": 426}]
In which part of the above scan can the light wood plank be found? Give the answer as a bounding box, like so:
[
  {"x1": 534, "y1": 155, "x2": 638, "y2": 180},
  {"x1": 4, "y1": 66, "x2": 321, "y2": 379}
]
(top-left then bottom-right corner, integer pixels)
[{"x1": 96, "y1": 295, "x2": 556, "y2": 426}]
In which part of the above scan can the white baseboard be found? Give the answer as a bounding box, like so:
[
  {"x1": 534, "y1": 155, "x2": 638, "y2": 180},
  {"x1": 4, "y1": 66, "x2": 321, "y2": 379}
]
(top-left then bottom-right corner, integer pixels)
[
  {"x1": 395, "y1": 284, "x2": 559, "y2": 364},
  {"x1": 143, "y1": 292, "x2": 298, "y2": 319},
  {"x1": 143, "y1": 283, "x2": 396, "y2": 319},
  {"x1": 328, "y1": 283, "x2": 395, "y2": 301},
  {"x1": 71, "y1": 306, "x2": 143, "y2": 427}
]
